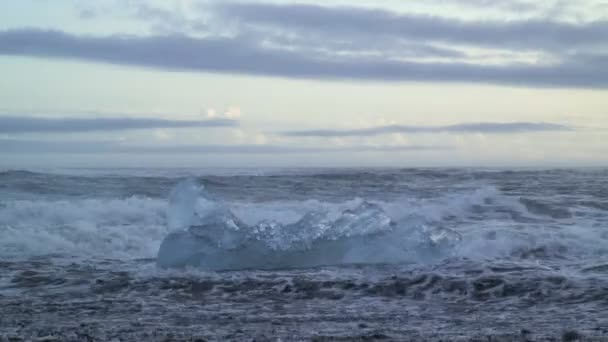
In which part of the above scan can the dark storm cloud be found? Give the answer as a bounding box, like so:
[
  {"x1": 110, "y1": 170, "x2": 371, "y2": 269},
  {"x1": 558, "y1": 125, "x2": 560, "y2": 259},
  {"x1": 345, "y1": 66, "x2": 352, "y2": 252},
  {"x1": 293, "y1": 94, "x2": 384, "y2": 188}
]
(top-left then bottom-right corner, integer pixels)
[
  {"x1": 216, "y1": 2, "x2": 608, "y2": 51},
  {"x1": 0, "y1": 24, "x2": 607, "y2": 87},
  {"x1": 0, "y1": 139, "x2": 448, "y2": 154},
  {"x1": 282, "y1": 122, "x2": 572, "y2": 137},
  {"x1": 0, "y1": 115, "x2": 237, "y2": 134}
]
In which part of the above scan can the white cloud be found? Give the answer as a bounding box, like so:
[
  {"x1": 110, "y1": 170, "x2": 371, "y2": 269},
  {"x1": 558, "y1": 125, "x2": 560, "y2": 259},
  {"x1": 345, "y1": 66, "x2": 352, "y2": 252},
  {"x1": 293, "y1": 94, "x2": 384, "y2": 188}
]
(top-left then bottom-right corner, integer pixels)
[
  {"x1": 224, "y1": 106, "x2": 242, "y2": 119},
  {"x1": 206, "y1": 108, "x2": 217, "y2": 118}
]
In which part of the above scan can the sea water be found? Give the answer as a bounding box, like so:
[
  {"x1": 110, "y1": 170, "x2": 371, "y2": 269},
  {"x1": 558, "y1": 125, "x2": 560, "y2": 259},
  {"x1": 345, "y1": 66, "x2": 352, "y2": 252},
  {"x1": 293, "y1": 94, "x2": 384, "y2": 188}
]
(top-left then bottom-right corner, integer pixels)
[{"x1": 1, "y1": 168, "x2": 607, "y2": 340}]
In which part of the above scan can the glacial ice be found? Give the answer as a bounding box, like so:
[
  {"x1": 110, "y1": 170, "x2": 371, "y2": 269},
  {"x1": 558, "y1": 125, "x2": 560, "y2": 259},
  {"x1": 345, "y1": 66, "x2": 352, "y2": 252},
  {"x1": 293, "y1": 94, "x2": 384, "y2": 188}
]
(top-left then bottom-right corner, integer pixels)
[{"x1": 156, "y1": 180, "x2": 462, "y2": 270}]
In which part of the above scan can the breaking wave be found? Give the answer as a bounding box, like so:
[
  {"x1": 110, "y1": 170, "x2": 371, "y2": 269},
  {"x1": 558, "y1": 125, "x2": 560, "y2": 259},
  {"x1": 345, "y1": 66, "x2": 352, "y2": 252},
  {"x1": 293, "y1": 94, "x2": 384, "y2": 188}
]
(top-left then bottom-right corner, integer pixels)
[
  {"x1": 0, "y1": 196, "x2": 170, "y2": 259},
  {"x1": 1, "y1": 177, "x2": 605, "y2": 268},
  {"x1": 156, "y1": 180, "x2": 605, "y2": 270}
]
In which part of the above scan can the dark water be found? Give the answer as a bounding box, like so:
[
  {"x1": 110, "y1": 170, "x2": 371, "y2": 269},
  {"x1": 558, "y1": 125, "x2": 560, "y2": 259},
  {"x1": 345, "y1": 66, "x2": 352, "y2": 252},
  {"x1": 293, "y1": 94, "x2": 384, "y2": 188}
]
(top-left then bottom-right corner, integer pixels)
[{"x1": 1, "y1": 168, "x2": 607, "y2": 341}]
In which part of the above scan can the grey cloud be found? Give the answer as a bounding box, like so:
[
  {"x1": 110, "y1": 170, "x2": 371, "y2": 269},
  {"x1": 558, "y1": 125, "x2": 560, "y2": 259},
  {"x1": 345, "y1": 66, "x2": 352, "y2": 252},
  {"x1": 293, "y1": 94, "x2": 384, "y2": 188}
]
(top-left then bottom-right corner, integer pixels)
[
  {"x1": 0, "y1": 115, "x2": 237, "y2": 134},
  {"x1": 246, "y1": 30, "x2": 467, "y2": 60},
  {"x1": 78, "y1": 9, "x2": 97, "y2": 20},
  {"x1": 447, "y1": 0, "x2": 540, "y2": 12},
  {"x1": 130, "y1": 1, "x2": 466, "y2": 60},
  {"x1": 0, "y1": 139, "x2": 448, "y2": 154},
  {"x1": 1, "y1": 29, "x2": 607, "y2": 88},
  {"x1": 217, "y1": 2, "x2": 608, "y2": 51},
  {"x1": 129, "y1": 1, "x2": 198, "y2": 34},
  {"x1": 282, "y1": 122, "x2": 572, "y2": 137}
]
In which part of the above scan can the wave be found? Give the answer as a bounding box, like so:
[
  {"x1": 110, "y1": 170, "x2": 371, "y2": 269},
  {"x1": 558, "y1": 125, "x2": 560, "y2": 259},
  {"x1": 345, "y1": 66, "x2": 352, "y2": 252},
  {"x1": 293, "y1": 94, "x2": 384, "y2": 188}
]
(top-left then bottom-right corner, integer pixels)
[
  {"x1": 1, "y1": 177, "x2": 605, "y2": 266},
  {"x1": 142, "y1": 267, "x2": 598, "y2": 304},
  {"x1": 4, "y1": 258, "x2": 604, "y2": 307},
  {"x1": 0, "y1": 170, "x2": 43, "y2": 177},
  {"x1": 0, "y1": 196, "x2": 170, "y2": 259},
  {"x1": 156, "y1": 180, "x2": 606, "y2": 270}
]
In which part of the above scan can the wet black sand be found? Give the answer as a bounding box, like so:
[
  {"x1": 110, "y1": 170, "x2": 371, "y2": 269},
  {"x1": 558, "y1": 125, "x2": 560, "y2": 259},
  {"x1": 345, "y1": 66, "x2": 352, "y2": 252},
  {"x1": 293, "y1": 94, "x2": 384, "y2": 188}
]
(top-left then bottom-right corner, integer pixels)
[{"x1": 2, "y1": 259, "x2": 607, "y2": 341}]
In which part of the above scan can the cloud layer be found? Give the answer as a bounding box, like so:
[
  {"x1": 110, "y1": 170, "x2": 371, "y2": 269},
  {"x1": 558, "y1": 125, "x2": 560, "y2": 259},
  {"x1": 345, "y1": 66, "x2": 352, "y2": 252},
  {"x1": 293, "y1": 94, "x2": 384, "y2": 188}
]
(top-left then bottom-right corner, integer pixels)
[
  {"x1": 0, "y1": 29, "x2": 608, "y2": 88},
  {"x1": 0, "y1": 139, "x2": 447, "y2": 154},
  {"x1": 217, "y1": 2, "x2": 608, "y2": 52},
  {"x1": 1, "y1": 0, "x2": 608, "y2": 91},
  {"x1": 0, "y1": 115, "x2": 237, "y2": 134},
  {"x1": 282, "y1": 122, "x2": 571, "y2": 137}
]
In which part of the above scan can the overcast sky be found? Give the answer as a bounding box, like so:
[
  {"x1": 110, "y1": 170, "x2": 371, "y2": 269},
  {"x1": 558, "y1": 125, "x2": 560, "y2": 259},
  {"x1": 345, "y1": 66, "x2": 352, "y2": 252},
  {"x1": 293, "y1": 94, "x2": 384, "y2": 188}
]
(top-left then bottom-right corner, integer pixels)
[{"x1": 1, "y1": 0, "x2": 607, "y2": 168}]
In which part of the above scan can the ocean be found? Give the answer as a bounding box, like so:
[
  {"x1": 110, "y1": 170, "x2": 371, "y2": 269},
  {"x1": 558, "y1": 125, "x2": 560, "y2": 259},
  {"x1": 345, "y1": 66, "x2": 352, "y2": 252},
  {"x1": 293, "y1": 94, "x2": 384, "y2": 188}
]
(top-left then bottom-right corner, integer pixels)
[{"x1": 1, "y1": 168, "x2": 607, "y2": 341}]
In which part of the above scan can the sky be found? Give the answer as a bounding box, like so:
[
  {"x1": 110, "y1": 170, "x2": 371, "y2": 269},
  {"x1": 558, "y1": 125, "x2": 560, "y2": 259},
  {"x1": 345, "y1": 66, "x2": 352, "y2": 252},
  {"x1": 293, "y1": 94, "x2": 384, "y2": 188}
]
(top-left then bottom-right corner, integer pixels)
[{"x1": 1, "y1": 0, "x2": 607, "y2": 168}]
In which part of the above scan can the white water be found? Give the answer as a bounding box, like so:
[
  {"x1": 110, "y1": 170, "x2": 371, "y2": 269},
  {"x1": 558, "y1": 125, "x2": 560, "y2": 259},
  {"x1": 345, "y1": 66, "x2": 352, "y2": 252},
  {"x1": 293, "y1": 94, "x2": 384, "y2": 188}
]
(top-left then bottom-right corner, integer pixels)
[
  {"x1": 156, "y1": 180, "x2": 605, "y2": 270},
  {"x1": 0, "y1": 196, "x2": 169, "y2": 259},
  {"x1": 1, "y1": 179, "x2": 605, "y2": 267}
]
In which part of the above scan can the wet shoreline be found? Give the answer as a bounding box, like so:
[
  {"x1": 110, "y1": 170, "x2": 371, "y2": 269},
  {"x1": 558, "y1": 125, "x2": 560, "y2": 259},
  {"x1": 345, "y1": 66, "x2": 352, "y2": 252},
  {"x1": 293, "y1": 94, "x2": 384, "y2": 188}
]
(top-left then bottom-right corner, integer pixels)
[{"x1": 2, "y1": 259, "x2": 607, "y2": 341}]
